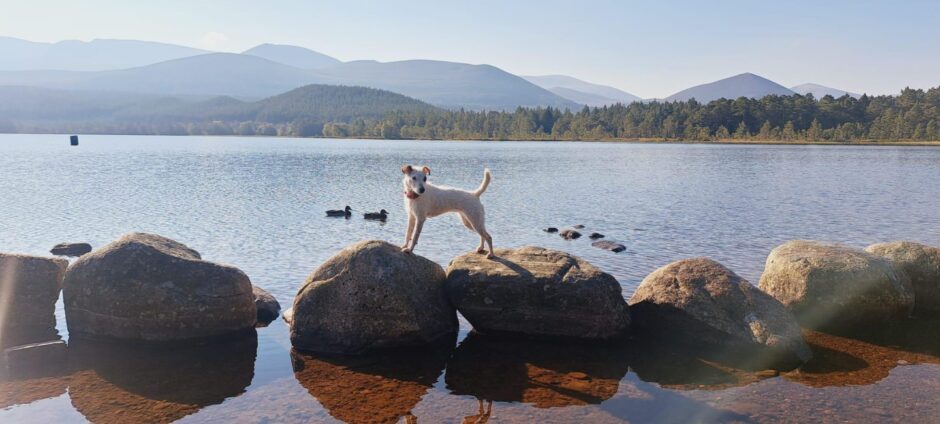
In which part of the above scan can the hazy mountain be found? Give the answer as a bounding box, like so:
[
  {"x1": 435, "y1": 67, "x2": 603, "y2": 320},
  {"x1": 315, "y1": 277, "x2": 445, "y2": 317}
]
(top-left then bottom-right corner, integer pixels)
[
  {"x1": 523, "y1": 74, "x2": 641, "y2": 104},
  {"x1": 243, "y1": 44, "x2": 341, "y2": 69},
  {"x1": 790, "y1": 83, "x2": 860, "y2": 99},
  {"x1": 313, "y1": 60, "x2": 579, "y2": 110},
  {"x1": 64, "y1": 53, "x2": 322, "y2": 99},
  {"x1": 0, "y1": 36, "x2": 207, "y2": 71},
  {"x1": 545, "y1": 87, "x2": 618, "y2": 107},
  {"x1": 665, "y1": 73, "x2": 795, "y2": 102}
]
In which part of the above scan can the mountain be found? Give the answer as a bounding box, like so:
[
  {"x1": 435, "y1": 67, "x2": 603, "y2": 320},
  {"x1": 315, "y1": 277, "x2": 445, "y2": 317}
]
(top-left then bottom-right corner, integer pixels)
[
  {"x1": 243, "y1": 44, "x2": 341, "y2": 69},
  {"x1": 312, "y1": 60, "x2": 579, "y2": 110},
  {"x1": 790, "y1": 83, "x2": 860, "y2": 99},
  {"x1": 0, "y1": 36, "x2": 207, "y2": 71},
  {"x1": 65, "y1": 53, "x2": 322, "y2": 99},
  {"x1": 523, "y1": 74, "x2": 641, "y2": 105},
  {"x1": 545, "y1": 87, "x2": 618, "y2": 107},
  {"x1": 665, "y1": 73, "x2": 795, "y2": 102}
]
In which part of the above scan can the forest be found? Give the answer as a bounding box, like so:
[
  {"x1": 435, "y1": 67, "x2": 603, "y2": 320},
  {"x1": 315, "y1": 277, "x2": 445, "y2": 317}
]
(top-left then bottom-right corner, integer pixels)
[{"x1": 2, "y1": 85, "x2": 939, "y2": 142}]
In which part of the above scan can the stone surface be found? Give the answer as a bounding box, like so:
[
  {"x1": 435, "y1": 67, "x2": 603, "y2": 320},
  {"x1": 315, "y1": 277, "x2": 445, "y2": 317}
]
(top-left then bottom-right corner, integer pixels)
[
  {"x1": 866, "y1": 241, "x2": 940, "y2": 316},
  {"x1": 253, "y1": 285, "x2": 281, "y2": 325},
  {"x1": 592, "y1": 240, "x2": 625, "y2": 253},
  {"x1": 589, "y1": 232, "x2": 605, "y2": 239},
  {"x1": 0, "y1": 253, "x2": 68, "y2": 345},
  {"x1": 62, "y1": 232, "x2": 257, "y2": 341},
  {"x1": 445, "y1": 246, "x2": 630, "y2": 341},
  {"x1": 50, "y1": 242, "x2": 92, "y2": 257},
  {"x1": 559, "y1": 230, "x2": 581, "y2": 240},
  {"x1": 290, "y1": 240, "x2": 457, "y2": 354},
  {"x1": 629, "y1": 258, "x2": 811, "y2": 369},
  {"x1": 758, "y1": 240, "x2": 914, "y2": 330}
]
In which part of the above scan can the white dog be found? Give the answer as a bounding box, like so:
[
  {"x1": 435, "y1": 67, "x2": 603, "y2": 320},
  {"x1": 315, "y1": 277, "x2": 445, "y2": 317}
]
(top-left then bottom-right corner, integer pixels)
[{"x1": 400, "y1": 165, "x2": 494, "y2": 258}]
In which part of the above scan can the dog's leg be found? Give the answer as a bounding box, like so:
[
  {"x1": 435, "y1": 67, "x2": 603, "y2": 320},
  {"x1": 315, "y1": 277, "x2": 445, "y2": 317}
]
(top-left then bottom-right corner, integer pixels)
[
  {"x1": 476, "y1": 234, "x2": 487, "y2": 254},
  {"x1": 402, "y1": 213, "x2": 416, "y2": 250},
  {"x1": 404, "y1": 216, "x2": 426, "y2": 253},
  {"x1": 484, "y1": 231, "x2": 494, "y2": 258}
]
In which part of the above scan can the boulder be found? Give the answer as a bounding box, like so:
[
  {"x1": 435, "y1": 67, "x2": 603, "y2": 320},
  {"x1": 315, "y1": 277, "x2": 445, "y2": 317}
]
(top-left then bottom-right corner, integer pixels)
[
  {"x1": 63, "y1": 232, "x2": 257, "y2": 341},
  {"x1": 592, "y1": 240, "x2": 625, "y2": 253},
  {"x1": 445, "y1": 246, "x2": 630, "y2": 341},
  {"x1": 50, "y1": 242, "x2": 93, "y2": 257},
  {"x1": 758, "y1": 240, "x2": 914, "y2": 330},
  {"x1": 629, "y1": 258, "x2": 811, "y2": 369},
  {"x1": 559, "y1": 230, "x2": 581, "y2": 240},
  {"x1": 253, "y1": 285, "x2": 281, "y2": 325},
  {"x1": 589, "y1": 232, "x2": 605, "y2": 240},
  {"x1": 866, "y1": 241, "x2": 940, "y2": 317},
  {"x1": 290, "y1": 240, "x2": 457, "y2": 354},
  {"x1": 0, "y1": 253, "x2": 67, "y2": 345},
  {"x1": 543, "y1": 227, "x2": 558, "y2": 233}
]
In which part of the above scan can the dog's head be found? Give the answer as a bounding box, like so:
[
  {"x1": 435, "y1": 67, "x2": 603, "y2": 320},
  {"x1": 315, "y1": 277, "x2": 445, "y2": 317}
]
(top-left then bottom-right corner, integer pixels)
[{"x1": 401, "y1": 165, "x2": 430, "y2": 198}]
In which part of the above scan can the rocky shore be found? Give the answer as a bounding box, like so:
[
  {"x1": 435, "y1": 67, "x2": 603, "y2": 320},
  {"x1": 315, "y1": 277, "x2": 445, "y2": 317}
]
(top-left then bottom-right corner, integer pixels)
[{"x1": 3, "y1": 233, "x2": 940, "y2": 386}]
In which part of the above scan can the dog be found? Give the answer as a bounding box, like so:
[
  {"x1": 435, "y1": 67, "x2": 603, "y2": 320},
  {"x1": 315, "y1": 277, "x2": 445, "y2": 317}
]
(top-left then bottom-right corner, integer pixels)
[{"x1": 400, "y1": 165, "x2": 494, "y2": 258}]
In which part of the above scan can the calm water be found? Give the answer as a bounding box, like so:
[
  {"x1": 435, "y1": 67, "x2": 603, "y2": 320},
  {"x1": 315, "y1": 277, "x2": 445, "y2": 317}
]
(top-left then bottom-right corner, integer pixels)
[{"x1": 1, "y1": 134, "x2": 939, "y2": 423}]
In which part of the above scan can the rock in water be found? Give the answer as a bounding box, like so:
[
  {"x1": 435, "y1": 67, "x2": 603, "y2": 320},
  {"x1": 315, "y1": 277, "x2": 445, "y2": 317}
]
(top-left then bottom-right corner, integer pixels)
[
  {"x1": 543, "y1": 227, "x2": 558, "y2": 233},
  {"x1": 758, "y1": 240, "x2": 914, "y2": 331},
  {"x1": 50, "y1": 242, "x2": 92, "y2": 257},
  {"x1": 3, "y1": 340, "x2": 67, "y2": 378},
  {"x1": 62, "y1": 233, "x2": 257, "y2": 341},
  {"x1": 445, "y1": 246, "x2": 630, "y2": 341},
  {"x1": 592, "y1": 240, "x2": 625, "y2": 253},
  {"x1": 290, "y1": 240, "x2": 457, "y2": 354},
  {"x1": 253, "y1": 285, "x2": 281, "y2": 325},
  {"x1": 866, "y1": 241, "x2": 940, "y2": 317},
  {"x1": 589, "y1": 232, "x2": 605, "y2": 239},
  {"x1": 559, "y1": 230, "x2": 581, "y2": 240},
  {"x1": 0, "y1": 253, "x2": 67, "y2": 346},
  {"x1": 629, "y1": 258, "x2": 811, "y2": 369}
]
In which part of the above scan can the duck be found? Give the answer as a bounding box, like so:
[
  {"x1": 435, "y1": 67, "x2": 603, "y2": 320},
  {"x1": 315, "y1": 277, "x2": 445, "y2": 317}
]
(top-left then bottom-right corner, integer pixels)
[
  {"x1": 363, "y1": 209, "x2": 389, "y2": 221},
  {"x1": 326, "y1": 205, "x2": 352, "y2": 217}
]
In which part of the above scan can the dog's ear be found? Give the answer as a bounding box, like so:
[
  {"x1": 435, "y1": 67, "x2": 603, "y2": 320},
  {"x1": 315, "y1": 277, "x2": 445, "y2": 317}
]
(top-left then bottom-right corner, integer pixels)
[
  {"x1": 422, "y1": 166, "x2": 431, "y2": 175},
  {"x1": 401, "y1": 165, "x2": 413, "y2": 174}
]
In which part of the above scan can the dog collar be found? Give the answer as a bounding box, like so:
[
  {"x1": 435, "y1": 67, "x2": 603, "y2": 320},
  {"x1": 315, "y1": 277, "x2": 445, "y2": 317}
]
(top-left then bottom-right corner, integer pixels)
[{"x1": 405, "y1": 190, "x2": 420, "y2": 199}]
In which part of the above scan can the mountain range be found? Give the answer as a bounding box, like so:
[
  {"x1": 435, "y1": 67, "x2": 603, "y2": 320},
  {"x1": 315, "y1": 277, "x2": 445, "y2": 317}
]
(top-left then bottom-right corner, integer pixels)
[
  {"x1": 790, "y1": 83, "x2": 861, "y2": 99},
  {"x1": 0, "y1": 36, "x2": 864, "y2": 112}
]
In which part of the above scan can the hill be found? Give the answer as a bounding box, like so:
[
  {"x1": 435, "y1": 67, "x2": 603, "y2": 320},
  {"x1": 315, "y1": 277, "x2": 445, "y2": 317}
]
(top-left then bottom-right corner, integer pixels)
[
  {"x1": 243, "y1": 44, "x2": 341, "y2": 69},
  {"x1": 0, "y1": 36, "x2": 207, "y2": 71},
  {"x1": 790, "y1": 83, "x2": 860, "y2": 99},
  {"x1": 523, "y1": 75, "x2": 641, "y2": 104},
  {"x1": 545, "y1": 87, "x2": 618, "y2": 107},
  {"x1": 313, "y1": 60, "x2": 579, "y2": 110},
  {"x1": 665, "y1": 73, "x2": 795, "y2": 102}
]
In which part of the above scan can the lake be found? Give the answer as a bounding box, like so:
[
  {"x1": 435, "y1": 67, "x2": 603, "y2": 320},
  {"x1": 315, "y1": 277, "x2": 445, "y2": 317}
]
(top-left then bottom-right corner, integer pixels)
[{"x1": 1, "y1": 134, "x2": 939, "y2": 423}]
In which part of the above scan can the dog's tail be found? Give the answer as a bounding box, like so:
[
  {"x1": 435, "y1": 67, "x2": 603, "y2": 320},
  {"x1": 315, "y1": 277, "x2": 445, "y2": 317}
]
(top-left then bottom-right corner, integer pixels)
[{"x1": 473, "y1": 168, "x2": 491, "y2": 197}]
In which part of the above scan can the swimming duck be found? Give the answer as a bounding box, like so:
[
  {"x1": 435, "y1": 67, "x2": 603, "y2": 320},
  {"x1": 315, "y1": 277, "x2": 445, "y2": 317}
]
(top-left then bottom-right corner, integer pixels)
[
  {"x1": 364, "y1": 209, "x2": 389, "y2": 221},
  {"x1": 326, "y1": 205, "x2": 352, "y2": 217}
]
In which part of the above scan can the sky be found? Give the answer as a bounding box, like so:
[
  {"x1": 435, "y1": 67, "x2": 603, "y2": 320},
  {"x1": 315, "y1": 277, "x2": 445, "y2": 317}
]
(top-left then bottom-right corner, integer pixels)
[{"x1": 1, "y1": 0, "x2": 938, "y2": 98}]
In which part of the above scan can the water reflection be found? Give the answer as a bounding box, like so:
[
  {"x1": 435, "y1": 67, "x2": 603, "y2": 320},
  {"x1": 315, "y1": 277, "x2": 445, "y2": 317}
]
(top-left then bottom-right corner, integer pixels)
[
  {"x1": 627, "y1": 338, "x2": 761, "y2": 390},
  {"x1": 445, "y1": 333, "x2": 630, "y2": 408},
  {"x1": 67, "y1": 330, "x2": 257, "y2": 423},
  {"x1": 291, "y1": 336, "x2": 454, "y2": 424}
]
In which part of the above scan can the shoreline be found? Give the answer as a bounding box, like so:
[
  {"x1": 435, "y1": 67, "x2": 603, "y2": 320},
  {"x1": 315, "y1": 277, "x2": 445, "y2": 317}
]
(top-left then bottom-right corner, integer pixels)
[{"x1": 4, "y1": 132, "x2": 940, "y2": 146}]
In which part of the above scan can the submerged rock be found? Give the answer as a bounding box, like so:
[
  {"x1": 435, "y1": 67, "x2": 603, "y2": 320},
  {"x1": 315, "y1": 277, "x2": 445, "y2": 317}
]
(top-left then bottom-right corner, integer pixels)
[
  {"x1": 63, "y1": 232, "x2": 257, "y2": 341},
  {"x1": 0, "y1": 253, "x2": 67, "y2": 346},
  {"x1": 445, "y1": 246, "x2": 630, "y2": 341},
  {"x1": 253, "y1": 285, "x2": 281, "y2": 326},
  {"x1": 50, "y1": 242, "x2": 92, "y2": 257},
  {"x1": 629, "y1": 258, "x2": 811, "y2": 369},
  {"x1": 865, "y1": 241, "x2": 940, "y2": 317},
  {"x1": 543, "y1": 227, "x2": 558, "y2": 233},
  {"x1": 290, "y1": 240, "x2": 457, "y2": 354},
  {"x1": 758, "y1": 240, "x2": 914, "y2": 331},
  {"x1": 559, "y1": 229, "x2": 581, "y2": 240},
  {"x1": 589, "y1": 232, "x2": 605, "y2": 239},
  {"x1": 572, "y1": 224, "x2": 585, "y2": 229},
  {"x1": 592, "y1": 240, "x2": 625, "y2": 253}
]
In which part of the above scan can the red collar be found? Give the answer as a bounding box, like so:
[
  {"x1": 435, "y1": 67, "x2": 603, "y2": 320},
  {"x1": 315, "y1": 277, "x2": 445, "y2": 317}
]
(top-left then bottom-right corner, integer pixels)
[{"x1": 405, "y1": 190, "x2": 420, "y2": 199}]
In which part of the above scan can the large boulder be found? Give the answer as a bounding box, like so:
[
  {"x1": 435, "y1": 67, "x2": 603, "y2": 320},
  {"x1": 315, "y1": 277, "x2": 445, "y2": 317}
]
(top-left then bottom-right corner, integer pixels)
[
  {"x1": 0, "y1": 253, "x2": 67, "y2": 347},
  {"x1": 63, "y1": 233, "x2": 256, "y2": 341},
  {"x1": 866, "y1": 241, "x2": 940, "y2": 317},
  {"x1": 445, "y1": 246, "x2": 630, "y2": 341},
  {"x1": 758, "y1": 240, "x2": 914, "y2": 330},
  {"x1": 290, "y1": 240, "x2": 457, "y2": 354},
  {"x1": 252, "y1": 285, "x2": 281, "y2": 326},
  {"x1": 629, "y1": 258, "x2": 811, "y2": 369}
]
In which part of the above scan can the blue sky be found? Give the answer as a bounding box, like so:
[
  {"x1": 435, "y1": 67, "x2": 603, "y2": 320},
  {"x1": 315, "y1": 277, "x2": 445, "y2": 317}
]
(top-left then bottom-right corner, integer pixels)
[{"x1": 2, "y1": 0, "x2": 938, "y2": 98}]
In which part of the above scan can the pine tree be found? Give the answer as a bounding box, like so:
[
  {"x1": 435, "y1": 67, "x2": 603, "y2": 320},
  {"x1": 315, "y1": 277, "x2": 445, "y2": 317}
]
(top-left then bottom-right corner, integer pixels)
[
  {"x1": 757, "y1": 121, "x2": 772, "y2": 140},
  {"x1": 716, "y1": 125, "x2": 731, "y2": 140},
  {"x1": 733, "y1": 121, "x2": 749, "y2": 139},
  {"x1": 782, "y1": 121, "x2": 797, "y2": 141}
]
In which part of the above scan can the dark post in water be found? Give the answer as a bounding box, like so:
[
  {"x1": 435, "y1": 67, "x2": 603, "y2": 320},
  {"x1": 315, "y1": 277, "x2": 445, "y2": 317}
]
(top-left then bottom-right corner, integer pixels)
[{"x1": 70, "y1": 135, "x2": 79, "y2": 146}]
